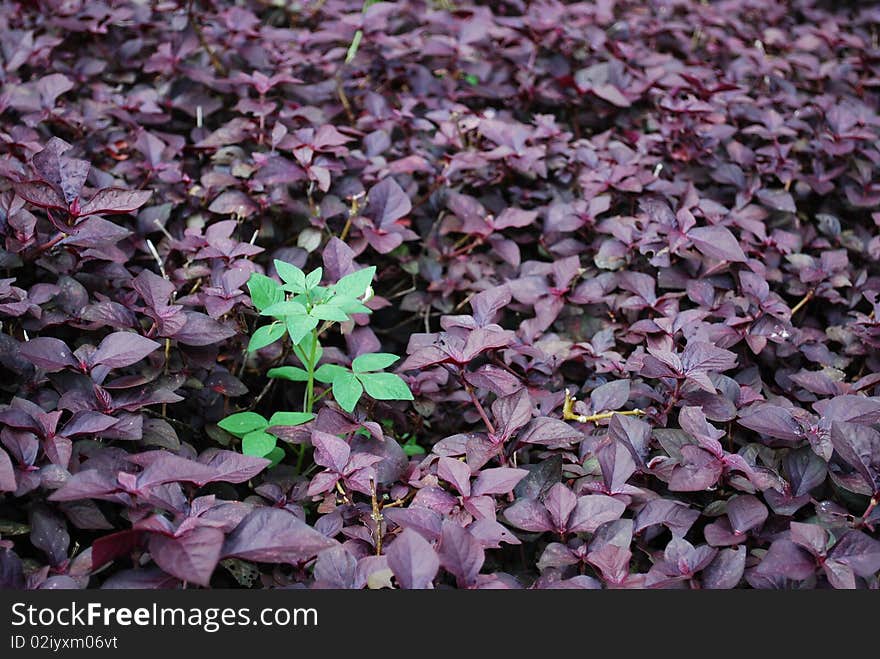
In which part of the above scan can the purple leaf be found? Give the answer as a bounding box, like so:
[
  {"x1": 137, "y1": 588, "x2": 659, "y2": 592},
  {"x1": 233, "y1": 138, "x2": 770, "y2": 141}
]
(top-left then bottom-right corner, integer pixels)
[
  {"x1": 222, "y1": 508, "x2": 336, "y2": 564},
  {"x1": 544, "y1": 483, "x2": 577, "y2": 532},
  {"x1": 437, "y1": 457, "x2": 471, "y2": 497},
  {"x1": 503, "y1": 498, "x2": 553, "y2": 533},
  {"x1": 668, "y1": 447, "x2": 722, "y2": 492},
  {"x1": 311, "y1": 431, "x2": 351, "y2": 474},
  {"x1": 0, "y1": 449, "x2": 16, "y2": 493},
  {"x1": 738, "y1": 405, "x2": 803, "y2": 441},
  {"x1": 383, "y1": 508, "x2": 442, "y2": 542},
  {"x1": 829, "y1": 421, "x2": 880, "y2": 492},
  {"x1": 19, "y1": 337, "x2": 78, "y2": 372},
  {"x1": 148, "y1": 527, "x2": 223, "y2": 587},
  {"x1": 313, "y1": 545, "x2": 358, "y2": 589},
  {"x1": 364, "y1": 178, "x2": 411, "y2": 227},
  {"x1": 197, "y1": 449, "x2": 270, "y2": 483},
  {"x1": 437, "y1": 520, "x2": 484, "y2": 588},
  {"x1": 596, "y1": 440, "x2": 637, "y2": 493},
  {"x1": 386, "y1": 528, "x2": 439, "y2": 589},
  {"x1": 13, "y1": 181, "x2": 66, "y2": 211},
  {"x1": 725, "y1": 495, "x2": 768, "y2": 534},
  {"x1": 688, "y1": 225, "x2": 747, "y2": 262},
  {"x1": 828, "y1": 530, "x2": 880, "y2": 578},
  {"x1": 568, "y1": 495, "x2": 626, "y2": 534},
  {"x1": 635, "y1": 499, "x2": 700, "y2": 537},
  {"x1": 80, "y1": 188, "x2": 153, "y2": 217},
  {"x1": 170, "y1": 313, "x2": 236, "y2": 346},
  {"x1": 471, "y1": 467, "x2": 528, "y2": 496},
  {"x1": 702, "y1": 547, "x2": 746, "y2": 589},
  {"x1": 590, "y1": 380, "x2": 630, "y2": 411},
  {"x1": 131, "y1": 452, "x2": 217, "y2": 489},
  {"x1": 91, "y1": 332, "x2": 160, "y2": 369},
  {"x1": 756, "y1": 539, "x2": 815, "y2": 581}
]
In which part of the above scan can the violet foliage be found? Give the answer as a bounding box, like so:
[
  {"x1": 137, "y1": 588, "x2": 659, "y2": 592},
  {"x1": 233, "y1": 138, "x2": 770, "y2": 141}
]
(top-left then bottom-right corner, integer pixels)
[{"x1": 0, "y1": 0, "x2": 879, "y2": 589}]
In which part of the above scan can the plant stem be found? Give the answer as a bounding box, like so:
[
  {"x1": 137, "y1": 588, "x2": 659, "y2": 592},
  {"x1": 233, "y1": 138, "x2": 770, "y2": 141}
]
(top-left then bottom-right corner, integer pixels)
[
  {"x1": 305, "y1": 330, "x2": 319, "y2": 414},
  {"x1": 858, "y1": 494, "x2": 879, "y2": 530},
  {"x1": 465, "y1": 382, "x2": 496, "y2": 435},
  {"x1": 297, "y1": 329, "x2": 320, "y2": 475},
  {"x1": 33, "y1": 231, "x2": 66, "y2": 255},
  {"x1": 790, "y1": 289, "x2": 815, "y2": 317}
]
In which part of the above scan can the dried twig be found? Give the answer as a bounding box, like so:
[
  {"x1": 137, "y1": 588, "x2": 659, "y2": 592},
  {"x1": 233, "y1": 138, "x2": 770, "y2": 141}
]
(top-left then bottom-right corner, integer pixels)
[
  {"x1": 790, "y1": 289, "x2": 815, "y2": 317},
  {"x1": 188, "y1": 0, "x2": 226, "y2": 76},
  {"x1": 562, "y1": 389, "x2": 644, "y2": 424}
]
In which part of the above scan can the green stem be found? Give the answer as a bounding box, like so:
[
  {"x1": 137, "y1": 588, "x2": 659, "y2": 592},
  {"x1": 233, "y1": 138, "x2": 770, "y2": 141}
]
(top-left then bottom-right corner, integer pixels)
[
  {"x1": 296, "y1": 441, "x2": 307, "y2": 474},
  {"x1": 298, "y1": 328, "x2": 320, "y2": 475}
]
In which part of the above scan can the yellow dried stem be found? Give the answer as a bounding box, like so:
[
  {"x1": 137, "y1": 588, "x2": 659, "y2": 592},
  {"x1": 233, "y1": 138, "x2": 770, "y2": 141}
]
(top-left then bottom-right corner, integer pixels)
[{"x1": 563, "y1": 389, "x2": 645, "y2": 424}]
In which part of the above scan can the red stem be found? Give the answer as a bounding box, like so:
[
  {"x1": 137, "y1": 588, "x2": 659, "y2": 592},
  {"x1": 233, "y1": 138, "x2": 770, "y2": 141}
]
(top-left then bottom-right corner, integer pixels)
[
  {"x1": 34, "y1": 231, "x2": 66, "y2": 255},
  {"x1": 464, "y1": 382, "x2": 496, "y2": 436}
]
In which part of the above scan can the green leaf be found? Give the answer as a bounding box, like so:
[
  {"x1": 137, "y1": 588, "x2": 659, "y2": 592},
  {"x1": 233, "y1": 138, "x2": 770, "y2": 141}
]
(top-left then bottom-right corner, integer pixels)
[
  {"x1": 274, "y1": 259, "x2": 306, "y2": 292},
  {"x1": 464, "y1": 73, "x2": 479, "y2": 86},
  {"x1": 219, "y1": 412, "x2": 268, "y2": 438},
  {"x1": 285, "y1": 314, "x2": 319, "y2": 344},
  {"x1": 267, "y1": 366, "x2": 310, "y2": 382},
  {"x1": 333, "y1": 266, "x2": 376, "y2": 299},
  {"x1": 315, "y1": 363, "x2": 349, "y2": 384},
  {"x1": 305, "y1": 267, "x2": 323, "y2": 290},
  {"x1": 268, "y1": 411, "x2": 315, "y2": 427},
  {"x1": 260, "y1": 300, "x2": 307, "y2": 317},
  {"x1": 327, "y1": 294, "x2": 371, "y2": 315},
  {"x1": 247, "y1": 273, "x2": 283, "y2": 312},
  {"x1": 332, "y1": 371, "x2": 364, "y2": 413},
  {"x1": 358, "y1": 372, "x2": 414, "y2": 401},
  {"x1": 401, "y1": 436, "x2": 426, "y2": 457},
  {"x1": 352, "y1": 352, "x2": 400, "y2": 373},
  {"x1": 265, "y1": 446, "x2": 286, "y2": 468},
  {"x1": 310, "y1": 303, "x2": 350, "y2": 322},
  {"x1": 309, "y1": 285, "x2": 331, "y2": 304},
  {"x1": 247, "y1": 323, "x2": 286, "y2": 352},
  {"x1": 242, "y1": 430, "x2": 276, "y2": 457}
]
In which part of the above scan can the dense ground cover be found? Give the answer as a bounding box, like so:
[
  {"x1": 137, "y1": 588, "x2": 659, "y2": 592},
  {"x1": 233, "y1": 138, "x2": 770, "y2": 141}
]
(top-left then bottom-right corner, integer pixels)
[{"x1": 0, "y1": 0, "x2": 879, "y2": 589}]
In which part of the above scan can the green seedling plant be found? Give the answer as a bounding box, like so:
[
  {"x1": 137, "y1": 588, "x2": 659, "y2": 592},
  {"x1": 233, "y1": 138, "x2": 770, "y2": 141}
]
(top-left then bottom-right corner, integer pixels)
[{"x1": 219, "y1": 259, "x2": 413, "y2": 469}]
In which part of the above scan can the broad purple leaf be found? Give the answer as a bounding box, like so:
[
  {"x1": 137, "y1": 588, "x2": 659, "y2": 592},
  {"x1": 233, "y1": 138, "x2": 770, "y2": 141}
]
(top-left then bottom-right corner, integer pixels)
[
  {"x1": 829, "y1": 421, "x2": 880, "y2": 492},
  {"x1": 197, "y1": 449, "x2": 270, "y2": 484},
  {"x1": 635, "y1": 499, "x2": 700, "y2": 537},
  {"x1": 364, "y1": 178, "x2": 411, "y2": 227},
  {"x1": 688, "y1": 225, "x2": 747, "y2": 262},
  {"x1": 29, "y1": 505, "x2": 69, "y2": 567},
  {"x1": 756, "y1": 539, "x2": 815, "y2": 581},
  {"x1": 313, "y1": 545, "x2": 358, "y2": 589},
  {"x1": 148, "y1": 527, "x2": 223, "y2": 587},
  {"x1": 568, "y1": 495, "x2": 626, "y2": 533},
  {"x1": 543, "y1": 483, "x2": 577, "y2": 532},
  {"x1": 0, "y1": 449, "x2": 16, "y2": 493},
  {"x1": 222, "y1": 508, "x2": 336, "y2": 564},
  {"x1": 19, "y1": 337, "x2": 78, "y2": 372},
  {"x1": 738, "y1": 405, "x2": 803, "y2": 441},
  {"x1": 386, "y1": 528, "x2": 439, "y2": 590},
  {"x1": 80, "y1": 188, "x2": 153, "y2": 216},
  {"x1": 437, "y1": 520, "x2": 484, "y2": 588},
  {"x1": 726, "y1": 495, "x2": 768, "y2": 534},
  {"x1": 828, "y1": 530, "x2": 880, "y2": 578},
  {"x1": 471, "y1": 467, "x2": 528, "y2": 496},
  {"x1": 503, "y1": 498, "x2": 553, "y2": 533},
  {"x1": 702, "y1": 547, "x2": 746, "y2": 589},
  {"x1": 91, "y1": 332, "x2": 160, "y2": 369},
  {"x1": 311, "y1": 431, "x2": 351, "y2": 474}
]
